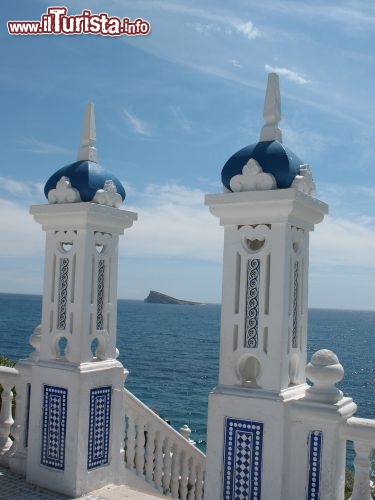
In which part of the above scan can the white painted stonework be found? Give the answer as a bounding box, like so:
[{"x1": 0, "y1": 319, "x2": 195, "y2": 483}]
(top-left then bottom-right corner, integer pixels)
[
  {"x1": 92, "y1": 179, "x2": 123, "y2": 208},
  {"x1": 203, "y1": 73, "x2": 375, "y2": 500},
  {"x1": 291, "y1": 164, "x2": 316, "y2": 196},
  {"x1": 204, "y1": 188, "x2": 330, "y2": 500},
  {"x1": 48, "y1": 176, "x2": 81, "y2": 204},
  {"x1": 229, "y1": 159, "x2": 277, "y2": 192},
  {"x1": 0, "y1": 103, "x2": 205, "y2": 500},
  {"x1": 77, "y1": 101, "x2": 97, "y2": 163},
  {"x1": 25, "y1": 202, "x2": 137, "y2": 496},
  {"x1": 260, "y1": 72, "x2": 282, "y2": 142}
]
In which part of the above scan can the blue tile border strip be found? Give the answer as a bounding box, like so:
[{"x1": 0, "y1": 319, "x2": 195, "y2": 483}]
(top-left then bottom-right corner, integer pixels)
[
  {"x1": 57, "y1": 257, "x2": 69, "y2": 330},
  {"x1": 307, "y1": 430, "x2": 323, "y2": 500},
  {"x1": 41, "y1": 385, "x2": 67, "y2": 470},
  {"x1": 24, "y1": 383, "x2": 31, "y2": 448},
  {"x1": 96, "y1": 259, "x2": 105, "y2": 330},
  {"x1": 292, "y1": 261, "x2": 299, "y2": 348},
  {"x1": 223, "y1": 417, "x2": 263, "y2": 500},
  {"x1": 88, "y1": 386, "x2": 112, "y2": 470},
  {"x1": 245, "y1": 259, "x2": 260, "y2": 348}
]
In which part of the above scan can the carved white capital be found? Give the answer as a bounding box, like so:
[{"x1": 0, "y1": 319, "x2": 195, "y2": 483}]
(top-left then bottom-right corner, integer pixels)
[
  {"x1": 47, "y1": 176, "x2": 81, "y2": 204},
  {"x1": 291, "y1": 165, "x2": 316, "y2": 196},
  {"x1": 229, "y1": 158, "x2": 277, "y2": 192},
  {"x1": 92, "y1": 179, "x2": 123, "y2": 208}
]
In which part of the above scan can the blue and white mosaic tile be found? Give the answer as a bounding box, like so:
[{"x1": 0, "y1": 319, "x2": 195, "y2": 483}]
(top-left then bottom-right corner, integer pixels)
[
  {"x1": 292, "y1": 261, "x2": 299, "y2": 348},
  {"x1": 57, "y1": 257, "x2": 69, "y2": 330},
  {"x1": 88, "y1": 386, "x2": 112, "y2": 470},
  {"x1": 96, "y1": 259, "x2": 105, "y2": 331},
  {"x1": 41, "y1": 385, "x2": 67, "y2": 470},
  {"x1": 245, "y1": 259, "x2": 260, "y2": 348},
  {"x1": 223, "y1": 417, "x2": 263, "y2": 500},
  {"x1": 307, "y1": 430, "x2": 323, "y2": 500}
]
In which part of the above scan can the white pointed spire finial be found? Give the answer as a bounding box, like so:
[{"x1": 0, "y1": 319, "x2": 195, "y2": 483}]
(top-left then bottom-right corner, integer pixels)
[
  {"x1": 260, "y1": 73, "x2": 282, "y2": 143},
  {"x1": 77, "y1": 102, "x2": 97, "y2": 162}
]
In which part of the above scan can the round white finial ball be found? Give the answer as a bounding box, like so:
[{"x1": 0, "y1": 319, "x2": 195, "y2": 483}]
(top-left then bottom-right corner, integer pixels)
[
  {"x1": 180, "y1": 424, "x2": 192, "y2": 440},
  {"x1": 306, "y1": 349, "x2": 344, "y2": 403}
]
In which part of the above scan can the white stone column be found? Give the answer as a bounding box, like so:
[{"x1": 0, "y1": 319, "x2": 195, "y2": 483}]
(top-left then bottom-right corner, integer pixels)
[
  {"x1": 204, "y1": 189, "x2": 327, "y2": 500},
  {"x1": 25, "y1": 202, "x2": 137, "y2": 497}
]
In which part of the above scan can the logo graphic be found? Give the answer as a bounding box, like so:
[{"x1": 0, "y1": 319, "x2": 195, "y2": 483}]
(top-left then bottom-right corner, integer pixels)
[{"x1": 7, "y1": 7, "x2": 151, "y2": 36}]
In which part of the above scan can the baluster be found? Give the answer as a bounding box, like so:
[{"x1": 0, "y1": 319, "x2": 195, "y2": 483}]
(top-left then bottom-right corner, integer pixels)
[
  {"x1": 154, "y1": 432, "x2": 164, "y2": 492},
  {"x1": 187, "y1": 458, "x2": 197, "y2": 500},
  {"x1": 135, "y1": 418, "x2": 146, "y2": 476},
  {"x1": 163, "y1": 438, "x2": 173, "y2": 495},
  {"x1": 195, "y1": 464, "x2": 204, "y2": 500},
  {"x1": 9, "y1": 381, "x2": 22, "y2": 455},
  {"x1": 0, "y1": 383, "x2": 14, "y2": 461},
  {"x1": 350, "y1": 440, "x2": 373, "y2": 500},
  {"x1": 145, "y1": 424, "x2": 156, "y2": 483},
  {"x1": 179, "y1": 452, "x2": 189, "y2": 499},
  {"x1": 170, "y1": 444, "x2": 181, "y2": 498},
  {"x1": 125, "y1": 412, "x2": 136, "y2": 469}
]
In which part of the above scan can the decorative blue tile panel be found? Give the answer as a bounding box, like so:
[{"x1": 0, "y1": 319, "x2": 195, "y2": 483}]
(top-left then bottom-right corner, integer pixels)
[
  {"x1": 245, "y1": 259, "x2": 260, "y2": 348},
  {"x1": 88, "y1": 386, "x2": 111, "y2": 470},
  {"x1": 41, "y1": 385, "x2": 67, "y2": 470},
  {"x1": 223, "y1": 417, "x2": 263, "y2": 500},
  {"x1": 307, "y1": 430, "x2": 323, "y2": 500},
  {"x1": 57, "y1": 257, "x2": 69, "y2": 330},
  {"x1": 292, "y1": 261, "x2": 299, "y2": 348},
  {"x1": 24, "y1": 383, "x2": 31, "y2": 448},
  {"x1": 96, "y1": 259, "x2": 105, "y2": 330}
]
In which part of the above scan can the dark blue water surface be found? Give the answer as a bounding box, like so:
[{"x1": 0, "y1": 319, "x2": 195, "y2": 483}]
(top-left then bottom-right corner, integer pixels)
[{"x1": 0, "y1": 293, "x2": 374, "y2": 462}]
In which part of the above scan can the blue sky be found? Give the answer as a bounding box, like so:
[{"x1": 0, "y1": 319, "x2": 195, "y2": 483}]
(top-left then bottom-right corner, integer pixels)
[{"x1": 1, "y1": 0, "x2": 375, "y2": 310}]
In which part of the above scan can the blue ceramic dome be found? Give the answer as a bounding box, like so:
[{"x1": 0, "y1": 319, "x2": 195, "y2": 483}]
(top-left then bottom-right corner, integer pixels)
[
  {"x1": 44, "y1": 160, "x2": 126, "y2": 202},
  {"x1": 221, "y1": 140, "x2": 303, "y2": 192}
]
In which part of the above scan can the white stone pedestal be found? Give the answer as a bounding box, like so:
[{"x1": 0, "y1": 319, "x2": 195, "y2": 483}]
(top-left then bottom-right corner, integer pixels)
[
  {"x1": 26, "y1": 360, "x2": 127, "y2": 497},
  {"x1": 25, "y1": 202, "x2": 136, "y2": 496}
]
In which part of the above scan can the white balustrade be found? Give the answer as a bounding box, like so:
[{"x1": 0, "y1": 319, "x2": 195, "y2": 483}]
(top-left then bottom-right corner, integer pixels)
[
  {"x1": 341, "y1": 417, "x2": 375, "y2": 500},
  {"x1": 0, "y1": 366, "x2": 19, "y2": 465},
  {"x1": 124, "y1": 388, "x2": 205, "y2": 499}
]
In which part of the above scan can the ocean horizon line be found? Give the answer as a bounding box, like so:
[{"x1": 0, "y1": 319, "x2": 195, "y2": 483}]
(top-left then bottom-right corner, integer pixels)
[{"x1": 0, "y1": 291, "x2": 374, "y2": 313}]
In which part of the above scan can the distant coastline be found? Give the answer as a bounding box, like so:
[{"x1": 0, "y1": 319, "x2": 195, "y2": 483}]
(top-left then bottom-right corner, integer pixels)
[{"x1": 144, "y1": 290, "x2": 204, "y2": 306}]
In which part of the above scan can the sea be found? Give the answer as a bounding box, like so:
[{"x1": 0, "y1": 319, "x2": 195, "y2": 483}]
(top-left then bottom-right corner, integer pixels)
[{"x1": 0, "y1": 292, "x2": 374, "y2": 469}]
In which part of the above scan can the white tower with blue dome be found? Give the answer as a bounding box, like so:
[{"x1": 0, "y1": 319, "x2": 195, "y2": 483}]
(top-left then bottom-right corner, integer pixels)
[
  {"x1": 25, "y1": 103, "x2": 137, "y2": 497},
  {"x1": 203, "y1": 74, "x2": 347, "y2": 499}
]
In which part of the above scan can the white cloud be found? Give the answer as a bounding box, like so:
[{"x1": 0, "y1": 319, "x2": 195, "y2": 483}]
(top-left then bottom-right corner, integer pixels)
[
  {"x1": 265, "y1": 64, "x2": 310, "y2": 85},
  {"x1": 169, "y1": 105, "x2": 192, "y2": 133},
  {"x1": 272, "y1": 2, "x2": 375, "y2": 30},
  {"x1": 251, "y1": 1, "x2": 375, "y2": 33},
  {"x1": 122, "y1": 108, "x2": 151, "y2": 136},
  {"x1": 317, "y1": 183, "x2": 375, "y2": 216},
  {"x1": 1, "y1": 181, "x2": 374, "y2": 287},
  {"x1": 282, "y1": 125, "x2": 329, "y2": 160},
  {"x1": 0, "y1": 199, "x2": 43, "y2": 257},
  {"x1": 231, "y1": 59, "x2": 242, "y2": 68},
  {"x1": 311, "y1": 215, "x2": 375, "y2": 268},
  {"x1": 17, "y1": 138, "x2": 72, "y2": 155},
  {"x1": 234, "y1": 20, "x2": 260, "y2": 40},
  {"x1": 189, "y1": 18, "x2": 259, "y2": 40},
  {"x1": 0, "y1": 183, "x2": 222, "y2": 262},
  {"x1": 122, "y1": 184, "x2": 223, "y2": 262},
  {"x1": 0, "y1": 176, "x2": 44, "y2": 201},
  {"x1": 190, "y1": 22, "x2": 215, "y2": 34}
]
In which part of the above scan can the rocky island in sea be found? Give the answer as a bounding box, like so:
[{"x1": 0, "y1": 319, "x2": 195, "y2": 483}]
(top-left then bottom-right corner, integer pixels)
[{"x1": 144, "y1": 290, "x2": 203, "y2": 305}]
